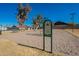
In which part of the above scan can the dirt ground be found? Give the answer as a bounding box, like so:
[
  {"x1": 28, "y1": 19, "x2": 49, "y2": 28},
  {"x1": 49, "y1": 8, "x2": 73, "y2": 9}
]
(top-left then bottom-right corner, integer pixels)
[
  {"x1": 0, "y1": 39, "x2": 63, "y2": 56},
  {"x1": 0, "y1": 29, "x2": 79, "y2": 56},
  {"x1": 65, "y1": 29, "x2": 79, "y2": 37}
]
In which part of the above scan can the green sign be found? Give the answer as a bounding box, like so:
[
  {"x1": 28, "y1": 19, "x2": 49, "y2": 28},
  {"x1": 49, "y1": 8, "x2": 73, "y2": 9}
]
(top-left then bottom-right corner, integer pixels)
[
  {"x1": 45, "y1": 21, "x2": 52, "y2": 37},
  {"x1": 43, "y1": 20, "x2": 52, "y2": 53}
]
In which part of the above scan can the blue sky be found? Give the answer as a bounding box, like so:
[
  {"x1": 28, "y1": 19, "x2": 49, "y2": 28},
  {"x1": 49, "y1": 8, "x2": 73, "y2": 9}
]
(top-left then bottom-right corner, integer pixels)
[{"x1": 0, "y1": 3, "x2": 79, "y2": 26}]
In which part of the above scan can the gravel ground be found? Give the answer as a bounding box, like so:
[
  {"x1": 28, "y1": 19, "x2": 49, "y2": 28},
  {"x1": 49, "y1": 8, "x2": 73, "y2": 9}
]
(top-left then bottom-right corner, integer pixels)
[
  {"x1": 53, "y1": 29, "x2": 79, "y2": 56},
  {"x1": 0, "y1": 29, "x2": 79, "y2": 56}
]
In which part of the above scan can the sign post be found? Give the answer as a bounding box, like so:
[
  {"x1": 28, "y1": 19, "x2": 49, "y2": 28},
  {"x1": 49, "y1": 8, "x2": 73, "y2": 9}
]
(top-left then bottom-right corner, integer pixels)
[{"x1": 43, "y1": 20, "x2": 52, "y2": 53}]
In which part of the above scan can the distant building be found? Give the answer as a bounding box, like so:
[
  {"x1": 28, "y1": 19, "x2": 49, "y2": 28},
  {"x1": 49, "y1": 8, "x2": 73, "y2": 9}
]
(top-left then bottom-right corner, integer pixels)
[
  {"x1": 16, "y1": 25, "x2": 32, "y2": 30},
  {"x1": 0, "y1": 26, "x2": 7, "y2": 31}
]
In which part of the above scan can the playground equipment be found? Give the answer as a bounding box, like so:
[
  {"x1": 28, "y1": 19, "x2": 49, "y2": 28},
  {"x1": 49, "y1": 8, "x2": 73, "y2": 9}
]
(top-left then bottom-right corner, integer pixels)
[
  {"x1": 16, "y1": 3, "x2": 31, "y2": 30},
  {"x1": 33, "y1": 15, "x2": 43, "y2": 31}
]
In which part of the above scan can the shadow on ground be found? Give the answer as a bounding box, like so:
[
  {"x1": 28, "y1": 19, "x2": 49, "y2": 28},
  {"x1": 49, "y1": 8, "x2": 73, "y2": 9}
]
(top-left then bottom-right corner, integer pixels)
[{"x1": 26, "y1": 33, "x2": 43, "y2": 36}]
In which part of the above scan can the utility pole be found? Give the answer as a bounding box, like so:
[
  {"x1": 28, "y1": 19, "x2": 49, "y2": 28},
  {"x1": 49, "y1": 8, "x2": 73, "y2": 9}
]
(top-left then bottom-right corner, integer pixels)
[{"x1": 70, "y1": 13, "x2": 76, "y2": 32}]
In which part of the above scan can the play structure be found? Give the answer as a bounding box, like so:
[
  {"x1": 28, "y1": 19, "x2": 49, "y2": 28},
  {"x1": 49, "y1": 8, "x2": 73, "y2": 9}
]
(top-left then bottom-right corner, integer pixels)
[
  {"x1": 16, "y1": 3, "x2": 31, "y2": 30},
  {"x1": 33, "y1": 15, "x2": 44, "y2": 31}
]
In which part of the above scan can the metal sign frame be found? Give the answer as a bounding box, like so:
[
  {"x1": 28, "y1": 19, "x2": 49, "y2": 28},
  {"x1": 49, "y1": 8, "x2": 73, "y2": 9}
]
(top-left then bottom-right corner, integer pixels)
[{"x1": 43, "y1": 20, "x2": 52, "y2": 53}]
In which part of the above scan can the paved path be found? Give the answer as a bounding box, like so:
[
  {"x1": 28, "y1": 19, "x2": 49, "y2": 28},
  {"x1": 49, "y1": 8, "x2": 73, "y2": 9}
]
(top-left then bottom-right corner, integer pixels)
[{"x1": 0, "y1": 29, "x2": 79, "y2": 55}]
